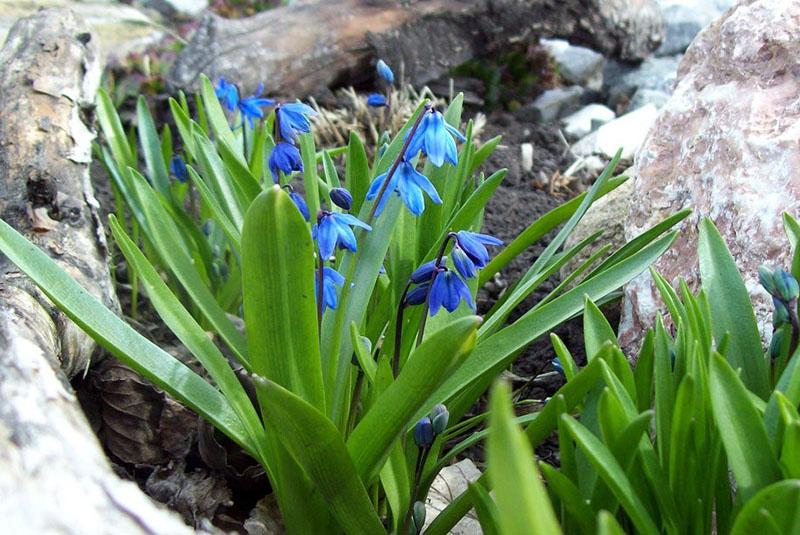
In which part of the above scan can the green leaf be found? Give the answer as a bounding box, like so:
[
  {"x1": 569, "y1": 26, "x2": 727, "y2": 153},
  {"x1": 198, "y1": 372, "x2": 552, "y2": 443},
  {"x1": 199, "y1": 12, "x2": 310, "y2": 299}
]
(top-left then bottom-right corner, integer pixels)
[
  {"x1": 469, "y1": 482, "x2": 501, "y2": 535},
  {"x1": 242, "y1": 186, "x2": 325, "y2": 411},
  {"x1": 96, "y1": 87, "x2": 134, "y2": 169},
  {"x1": 347, "y1": 316, "x2": 479, "y2": 483},
  {"x1": 136, "y1": 95, "x2": 172, "y2": 200},
  {"x1": 488, "y1": 382, "x2": 562, "y2": 535},
  {"x1": 539, "y1": 462, "x2": 596, "y2": 533},
  {"x1": 109, "y1": 215, "x2": 263, "y2": 452},
  {"x1": 561, "y1": 415, "x2": 659, "y2": 535},
  {"x1": 199, "y1": 74, "x2": 246, "y2": 167},
  {"x1": 583, "y1": 297, "x2": 618, "y2": 361},
  {"x1": 731, "y1": 480, "x2": 800, "y2": 535},
  {"x1": 698, "y1": 218, "x2": 770, "y2": 398},
  {"x1": 194, "y1": 133, "x2": 246, "y2": 231},
  {"x1": 0, "y1": 218, "x2": 252, "y2": 451},
  {"x1": 346, "y1": 131, "x2": 370, "y2": 215},
  {"x1": 252, "y1": 377, "x2": 385, "y2": 534},
  {"x1": 709, "y1": 353, "x2": 782, "y2": 501},
  {"x1": 597, "y1": 511, "x2": 627, "y2": 535}
]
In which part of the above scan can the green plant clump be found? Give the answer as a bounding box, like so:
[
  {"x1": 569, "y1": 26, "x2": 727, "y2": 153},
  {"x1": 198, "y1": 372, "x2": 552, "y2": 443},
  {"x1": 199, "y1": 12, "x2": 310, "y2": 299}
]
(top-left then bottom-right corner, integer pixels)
[{"x1": 0, "y1": 64, "x2": 686, "y2": 533}]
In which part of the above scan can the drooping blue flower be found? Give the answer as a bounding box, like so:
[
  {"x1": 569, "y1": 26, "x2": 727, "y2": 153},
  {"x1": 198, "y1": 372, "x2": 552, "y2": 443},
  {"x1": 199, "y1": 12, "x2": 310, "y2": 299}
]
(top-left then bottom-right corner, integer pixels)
[
  {"x1": 367, "y1": 93, "x2": 387, "y2": 107},
  {"x1": 329, "y1": 187, "x2": 353, "y2": 210},
  {"x1": 405, "y1": 109, "x2": 466, "y2": 167},
  {"x1": 313, "y1": 212, "x2": 372, "y2": 259},
  {"x1": 289, "y1": 191, "x2": 309, "y2": 221},
  {"x1": 215, "y1": 77, "x2": 239, "y2": 112},
  {"x1": 376, "y1": 59, "x2": 394, "y2": 84},
  {"x1": 169, "y1": 154, "x2": 189, "y2": 183},
  {"x1": 238, "y1": 83, "x2": 275, "y2": 127},
  {"x1": 552, "y1": 358, "x2": 565, "y2": 376},
  {"x1": 276, "y1": 102, "x2": 317, "y2": 142},
  {"x1": 428, "y1": 269, "x2": 474, "y2": 315},
  {"x1": 366, "y1": 159, "x2": 442, "y2": 217},
  {"x1": 454, "y1": 231, "x2": 503, "y2": 269},
  {"x1": 269, "y1": 142, "x2": 303, "y2": 182},
  {"x1": 410, "y1": 258, "x2": 445, "y2": 283},
  {"x1": 413, "y1": 416, "x2": 434, "y2": 448},
  {"x1": 405, "y1": 282, "x2": 430, "y2": 306},
  {"x1": 451, "y1": 245, "x2": 477, "y2": 279},
  {"x1": 317, "y1": 266, "x2": 345, "y2": 311}
]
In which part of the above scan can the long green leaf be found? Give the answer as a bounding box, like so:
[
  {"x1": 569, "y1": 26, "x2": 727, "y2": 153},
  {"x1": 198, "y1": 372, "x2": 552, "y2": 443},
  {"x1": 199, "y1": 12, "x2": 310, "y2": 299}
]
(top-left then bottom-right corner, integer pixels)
[
  {"x1": 731, "y1": 480, "x2": 800, "y2": 535},
  {"x1": 242, "y1": 186, "x2": 325, "y2": 411},
  {"x1": 698, "y1": 218, "x2": 769, "y2": 398},
  {"x1": 136, "y1": 95, "x2": 172, "y2": 199},
  {"x1": 0, "y1": 218, "x2": 251, "y2": 450},
  {"x1": 347, "y1": 316, "x2": 479, "y2": 483},
  {"x1": 488, "y1": 382, "x2": 562, "y2": 535},
  {"x1": 253, "y1": 377, "x2": 384, "y2": 534}
]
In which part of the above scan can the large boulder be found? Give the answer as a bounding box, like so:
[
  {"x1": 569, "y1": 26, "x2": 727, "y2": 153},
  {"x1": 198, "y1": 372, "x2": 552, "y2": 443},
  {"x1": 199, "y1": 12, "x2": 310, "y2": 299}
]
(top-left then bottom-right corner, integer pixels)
[{"x1": 619, "y1": 0, "x2": 800, "y2": 351}]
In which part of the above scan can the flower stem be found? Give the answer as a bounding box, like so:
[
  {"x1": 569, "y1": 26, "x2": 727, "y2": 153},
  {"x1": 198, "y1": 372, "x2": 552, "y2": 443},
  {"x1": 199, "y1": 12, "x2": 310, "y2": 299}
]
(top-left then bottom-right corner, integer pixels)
[
  {"x1": 317, "y1": 252, "x2": 325, "y2": 338},
  {"x1": 366, "y1": 103, "x2": 431, "y2": 225},
  {"x1": 392, "y1": 281, "x2": 413, "y2": 377},
  {"x1": 789, "y1": 299, "x2": 799, "y2": 359},
  {"x1": 400, "y1": 447, "x2": 431, "y2": 534}
]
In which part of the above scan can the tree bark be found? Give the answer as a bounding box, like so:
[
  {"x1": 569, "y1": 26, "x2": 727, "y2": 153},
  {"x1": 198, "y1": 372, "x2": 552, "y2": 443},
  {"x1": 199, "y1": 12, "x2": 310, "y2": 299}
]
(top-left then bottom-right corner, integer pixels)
[
  {"x1": 0, "y1": 9, "x2": 192, "y2": 533},
  {"x1": 168, "y1": 0, "x2": 664, "y2": 98}
]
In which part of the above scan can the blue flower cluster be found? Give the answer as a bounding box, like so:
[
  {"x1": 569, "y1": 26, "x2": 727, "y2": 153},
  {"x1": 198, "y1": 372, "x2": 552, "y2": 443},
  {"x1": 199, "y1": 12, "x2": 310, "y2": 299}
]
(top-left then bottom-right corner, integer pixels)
[
  {"x1": 406, "y1": 231, "x2": 502, "y2": 315},
  {"x1": 214, "y1": 78, "x2": 274, "y2": 127}
]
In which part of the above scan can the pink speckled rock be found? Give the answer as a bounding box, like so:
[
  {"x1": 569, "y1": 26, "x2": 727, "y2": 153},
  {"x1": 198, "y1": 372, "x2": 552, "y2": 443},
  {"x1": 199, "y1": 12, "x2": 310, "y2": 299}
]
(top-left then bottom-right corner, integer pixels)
[{"x1": 619, "y1": 0, "x2": 800, "y2": 352}]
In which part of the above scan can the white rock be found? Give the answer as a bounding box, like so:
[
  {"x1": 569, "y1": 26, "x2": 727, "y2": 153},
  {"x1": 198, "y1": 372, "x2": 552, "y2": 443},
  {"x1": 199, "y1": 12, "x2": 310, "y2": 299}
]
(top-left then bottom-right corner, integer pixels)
[
  {"x1": 570, "y1": 104, "x2": 659, "y2": 160},
  {"x1": 619, "y1": 0, "x2": 800, "y2": 352},
  {"x1": 560, "y1": 103, "x2": 616, "y2": 140},
  {"x1": 541, "y1": 38, "x2": 605, "y2": 90},
  {"x1": 424, "y1": 459, "x2": 482, "y2": 534},
  {"x1": 523, "y1": 85, "x2": 583, "y2": 123},
  {"x1": 520, "y1": 143, "x2": 534, "y2": 172}
]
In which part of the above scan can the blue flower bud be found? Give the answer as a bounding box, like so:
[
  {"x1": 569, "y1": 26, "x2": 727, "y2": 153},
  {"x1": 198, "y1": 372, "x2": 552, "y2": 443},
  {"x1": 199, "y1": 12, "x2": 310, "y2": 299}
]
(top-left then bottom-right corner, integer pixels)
[
  {"x1": 410, "y1": 259, "x2": 443, "y2": 283},
  {"x1": 773, "y1": 297, "x2": 790, "y2": 326},
  {"x1": 289, "y1": 191, "x2": 310, "y2": 221},
  {"x1": 770, "y1": 328, "x2": 785, "y2": 361},
  {"x1": 759, "y1": 265, "x2": 777, "y2": 296},
  {"x1": 413, "y1": 417, "x2": 434, "y2": 449},
  {"x1": 376, "y1": 59, "x2": 394, "y2": 84},
  {"x1": 412, "y1": 501, "x2": 426, "y2": 532},
  {"x1": 451, "y1": 244, "x2": 477, "y2": 279},
  {"x1": 405, "y1": 283, "x2": 431, "y2": 306},
  {"x1": 367, "y1": 93, "x2": 387, "y2": 107},
  {"x1": 269, "y1": 141, "x2": 303, "y2": 182},
  {"x1": 775, "y1": 268, "x2": 799, "y2": 302},
  {"x1": 329, "y1": 187, "x2": 353, "y2": 210},
  {"x1": 429, "y1": 404, "x2": 449, "y2": 434},
  {"x1": 169, "y1": 154, "x2": 189, "y2": 183},
  {"x1": 202, "y1": 220, "x2": 214, "y2": 236}
]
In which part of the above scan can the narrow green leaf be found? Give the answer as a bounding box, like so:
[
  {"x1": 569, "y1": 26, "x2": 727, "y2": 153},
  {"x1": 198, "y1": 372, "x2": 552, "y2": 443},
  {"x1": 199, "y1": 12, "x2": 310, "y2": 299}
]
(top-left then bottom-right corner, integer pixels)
[
  {"x1": 253, "y1": 378, "x2": 384, "y2": 534},
  {"x1": 96, "y1": 87, "x2": 134, "y2": 168},
  {"x1": 199, "y1": 74, "x2": 246, "y2": 166},
  {"x1": 584, "y1": 297, "x2": 618, "y2": 361},
  {"x1": 539, "y1": 463, "x2": 596, "y2": 533},
  {"x1": 731, "y1": 480, "x2": 800, "y2": 535},
  {"x1": 469, "y1": 482, "x2": 501, "y2": 535},
  {"x1": 709, "y1": 353, "x2": 782, "y2": 501},
  {"x1": 346, "y1": 131, "x2": 370, "y2": 214},
  {"x1": 242, "y1": 186, "x2": 325, "y2": 411},
  {"x1": 137, "y1": 95, "x2": 172, "y2": 199},
  {"x1": 347, "y1": 316, "x2": 479, "y2": 483},
  {"x1": 699, "y1": 218, "x2": 770, "y2": 398},
  {"x1": 488, "y1": 382, "x2": 562, "y2": 535}
]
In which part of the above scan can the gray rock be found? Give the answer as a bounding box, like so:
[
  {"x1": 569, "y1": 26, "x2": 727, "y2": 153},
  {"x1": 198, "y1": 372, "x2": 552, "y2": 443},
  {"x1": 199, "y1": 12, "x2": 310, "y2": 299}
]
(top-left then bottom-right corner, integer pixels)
[
  {"x1": 620, "y1": 0, "x2": 800, "y2": 353},
  {"x1": 541, "y1": 38, "x2": 605, "y2": 90},
  {"x1": 140, "y1": 0, "x2": 208, "y2": 18},
  {"x1": 655, "y1": 0, "x2": 735, "y2": 56},
  {"x1": 560, "y1": 103, "x2": 616, "y2": 140},
  {"x1": 628, "y1": 88, "x2": 670, "y2": 110},
  {"x1": 570, "y1": 104, "x2": 659, "y2": 160},
  {"x1": 522, "y1": 85, "x2": 584, "y2": 123},
  {"x1": 604, "y1": 55, "x2": 682, "y2": 108}
]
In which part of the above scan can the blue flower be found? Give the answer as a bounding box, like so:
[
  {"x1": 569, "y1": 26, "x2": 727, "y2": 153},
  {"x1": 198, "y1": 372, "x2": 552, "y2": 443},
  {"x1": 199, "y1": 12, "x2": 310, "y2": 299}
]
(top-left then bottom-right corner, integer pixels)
[
  {"x1": 316, "y1": 266, "x2": 345, "y2": 311},
  {"x1": 406, "y1": 110, "x2": 466, "y2": 167},
  {"x1": 405, "y1": 282, "x2": 431, "y2": 306},
  {"x1": 313, "y1": 212, "x2": 372, "y2": 259},
  {"x1": 269, "y1": 142, "x2": 303, "y2": 182},
  {"x1": 413, "y1": 416, "x2": 434, "y2": 448},
  {"x1": 454, "y1": 231, "x2": 503, "y2": 269},
  {"x1": 429, "y1": 269, "x2": 474, "y2": 315},
  {"x1": 410, "y1": 258, "x2": 445, "y2": 283},
  {"x1": 169, "y1": 154, "x2": 189, "y2": 183},
  {"x1": 451, "y1": 245, "x2": 478, "y2": 279},
  {"x1": 366, "y1": 159, "x2": 442, "y2": 217},
  {"x1": 289, "y1": 191, "x2": 309, "y2": 221},
  {"x1": 552, "y1": 358, "x2": 565, "y2": 376},
  {"x1": 215, "y1": 77, "x2": 239, "y2": 112},
  {"x1": 329, "y1": 187, "x2": 353, "y2": 210},
  {"x1": 276, "y1": 102, "x2": 317, "y2": 142},
  {"x1": 377, "y1": 59, "x2": 394, "y2": 84},
  {"x1": 238, "y1": 83, "x2": 274, "y2": 127},
  {"x1": 367, "y1": 93, "x2": 387, "y2": 107}
]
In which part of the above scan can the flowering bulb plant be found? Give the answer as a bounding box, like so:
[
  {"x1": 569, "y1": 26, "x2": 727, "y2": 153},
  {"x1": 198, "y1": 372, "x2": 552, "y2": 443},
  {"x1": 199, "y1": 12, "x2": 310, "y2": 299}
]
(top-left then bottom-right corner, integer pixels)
[{"x1": 0, "y1": 62, "x2": 685, "y2": 533}]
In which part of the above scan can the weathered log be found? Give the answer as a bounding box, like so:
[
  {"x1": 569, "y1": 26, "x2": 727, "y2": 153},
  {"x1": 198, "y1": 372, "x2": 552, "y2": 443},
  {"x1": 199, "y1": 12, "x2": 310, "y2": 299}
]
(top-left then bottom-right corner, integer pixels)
[
  {"x1": 168, "y1": 0, "x2": 664, "y2": 97},
  {"x1": 0, "y1": 9, "x2": 192, "y2": 533}
]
